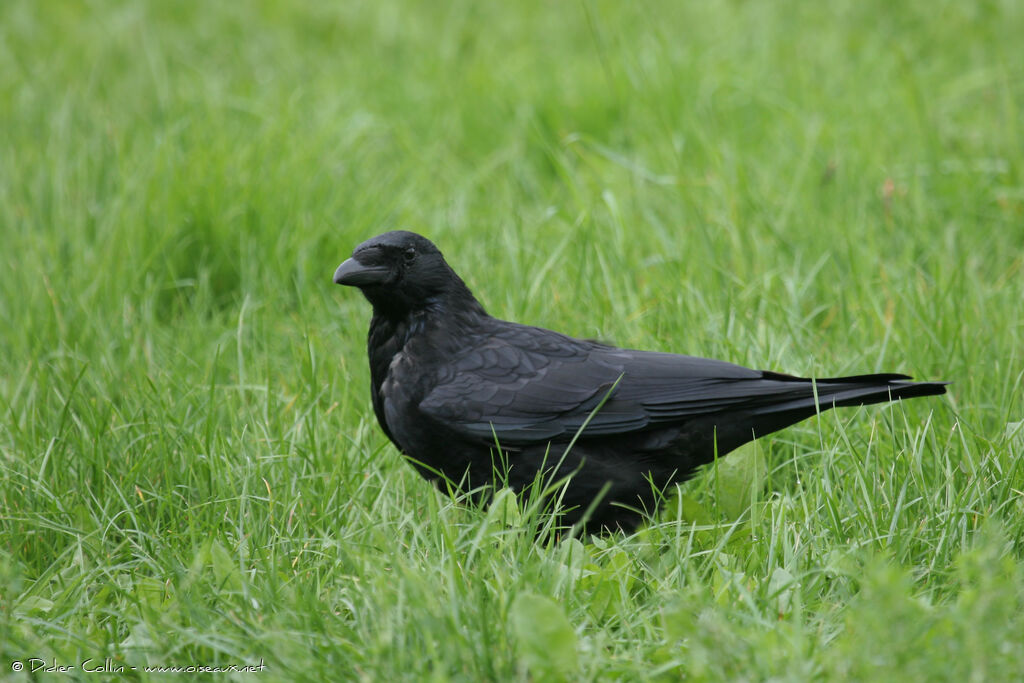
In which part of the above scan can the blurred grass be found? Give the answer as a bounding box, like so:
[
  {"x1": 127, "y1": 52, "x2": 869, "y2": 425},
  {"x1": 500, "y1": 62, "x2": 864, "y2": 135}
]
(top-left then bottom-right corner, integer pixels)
[{"x1": 1, "y1": 0, "x2": 1023, "y2": 680}]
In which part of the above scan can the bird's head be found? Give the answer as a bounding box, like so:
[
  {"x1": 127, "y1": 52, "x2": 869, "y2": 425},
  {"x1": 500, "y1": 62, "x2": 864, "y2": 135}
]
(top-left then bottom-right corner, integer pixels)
[{"x1": 334, "y1": 231, "x2": 474, "y2": 316}]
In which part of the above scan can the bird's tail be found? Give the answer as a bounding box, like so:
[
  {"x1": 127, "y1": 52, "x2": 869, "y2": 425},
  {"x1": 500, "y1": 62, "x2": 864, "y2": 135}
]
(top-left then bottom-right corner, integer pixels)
[
  {"x1": 696, "y1": 370, "x2": 947, "y2": 462},
  {"x1": 756, "y1": 371, "x2": 948, "y2": 415}
]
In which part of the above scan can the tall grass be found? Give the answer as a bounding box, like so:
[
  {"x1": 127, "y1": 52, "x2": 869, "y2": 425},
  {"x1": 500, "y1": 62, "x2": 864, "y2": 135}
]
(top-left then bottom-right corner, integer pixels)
[{"x1": 2, "y1": 0, "x2": 1022, "y2": 679}]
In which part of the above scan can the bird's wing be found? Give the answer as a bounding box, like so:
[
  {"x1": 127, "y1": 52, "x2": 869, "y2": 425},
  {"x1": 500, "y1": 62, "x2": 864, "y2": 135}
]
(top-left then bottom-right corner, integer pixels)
[{"x1": 417, "y1": 324, "x2": 827, "y2": 447}]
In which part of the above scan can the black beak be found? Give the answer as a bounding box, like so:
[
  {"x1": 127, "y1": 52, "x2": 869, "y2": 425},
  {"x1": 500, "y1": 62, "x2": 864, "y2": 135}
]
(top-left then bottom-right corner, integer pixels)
[{"x1": 333, "y1": 258, "x2": 391, "y2": 287}]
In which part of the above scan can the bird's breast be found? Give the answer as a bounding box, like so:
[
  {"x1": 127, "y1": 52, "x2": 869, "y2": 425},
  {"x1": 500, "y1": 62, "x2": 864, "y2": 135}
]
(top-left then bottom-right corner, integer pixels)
[
  {"x1": 380, "y1": 349, "x2": 407, "y2": 399},
  {"x1": 377, "y1": 347, "x2": 436, "y2": 454}
]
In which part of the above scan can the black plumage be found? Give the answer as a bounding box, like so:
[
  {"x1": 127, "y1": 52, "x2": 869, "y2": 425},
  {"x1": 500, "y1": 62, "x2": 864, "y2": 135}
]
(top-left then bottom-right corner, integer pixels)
[{"x1": 334, "y1": 231, "x2": 947, "y2": 533}]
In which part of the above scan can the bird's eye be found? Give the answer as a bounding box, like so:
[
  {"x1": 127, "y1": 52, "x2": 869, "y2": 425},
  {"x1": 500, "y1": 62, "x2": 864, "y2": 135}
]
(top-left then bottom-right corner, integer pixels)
[{"x1": 403, "y1": 247, "x2": 416, "y2": 263}]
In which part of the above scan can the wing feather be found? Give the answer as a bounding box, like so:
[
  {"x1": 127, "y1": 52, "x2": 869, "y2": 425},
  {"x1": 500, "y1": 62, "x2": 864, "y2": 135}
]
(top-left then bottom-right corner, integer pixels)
[{"x1": 418, "y1": 323, "x2": 795, "y2": 446}]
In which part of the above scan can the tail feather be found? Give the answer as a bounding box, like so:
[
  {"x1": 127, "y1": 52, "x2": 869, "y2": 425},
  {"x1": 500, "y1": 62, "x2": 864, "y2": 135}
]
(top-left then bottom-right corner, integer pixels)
[
  {"x1": 757, "y1": 374, "x2": 948, "y2": 416},
  {"x1": 704, "y1": 371, "x2": 947, "y2": 460}
]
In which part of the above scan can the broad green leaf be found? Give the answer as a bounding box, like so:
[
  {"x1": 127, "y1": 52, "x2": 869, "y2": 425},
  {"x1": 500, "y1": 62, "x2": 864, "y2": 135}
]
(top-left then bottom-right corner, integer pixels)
[
  {"x1": 767, "y1": 566, "x2": 796, "y2": 617},
  {"x1": 486, "y1": 487, "x2": 522, "y2": 527},
  {"x1": 713, "y1": 440, "x2": 767, "y2": 521},
  {"x1": 510, "y1": 592, "x2": 578, "y2": 678}
]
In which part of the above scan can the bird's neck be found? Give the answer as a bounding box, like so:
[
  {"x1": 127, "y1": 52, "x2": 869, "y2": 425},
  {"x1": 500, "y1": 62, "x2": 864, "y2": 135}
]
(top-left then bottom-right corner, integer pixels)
[{"x1": 366, "y1": 288, "x2": 489, "y2": 391}]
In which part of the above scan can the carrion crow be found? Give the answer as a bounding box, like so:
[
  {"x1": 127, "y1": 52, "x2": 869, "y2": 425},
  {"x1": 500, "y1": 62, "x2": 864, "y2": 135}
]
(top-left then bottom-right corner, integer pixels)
[{"x1": 333, "y1": 231, "x2": 947, "y2": 533}]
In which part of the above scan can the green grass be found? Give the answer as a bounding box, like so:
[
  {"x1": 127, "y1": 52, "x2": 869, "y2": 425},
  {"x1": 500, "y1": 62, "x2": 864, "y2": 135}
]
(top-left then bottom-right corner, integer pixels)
[{"x1": 2, "y1": 0, "x2": 1023, "y2": 680}]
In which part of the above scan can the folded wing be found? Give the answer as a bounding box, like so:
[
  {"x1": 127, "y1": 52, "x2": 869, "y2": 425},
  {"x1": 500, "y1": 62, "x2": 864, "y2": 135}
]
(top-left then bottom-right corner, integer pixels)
[{"x1": 419, "y1": 324, "x2": 946, "y2": 448}]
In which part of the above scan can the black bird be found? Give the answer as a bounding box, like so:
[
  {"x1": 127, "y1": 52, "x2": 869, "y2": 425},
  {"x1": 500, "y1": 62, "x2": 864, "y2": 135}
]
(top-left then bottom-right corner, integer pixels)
[{"x1": 334, "y1": 231, "x2": 947, "y2": 533}]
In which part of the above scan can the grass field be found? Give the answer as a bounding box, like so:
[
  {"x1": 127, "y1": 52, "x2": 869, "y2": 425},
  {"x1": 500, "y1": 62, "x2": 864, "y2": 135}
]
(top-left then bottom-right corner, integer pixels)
[{"x1": 2, "y1": 0, "x2": 1023, "y2": 680}]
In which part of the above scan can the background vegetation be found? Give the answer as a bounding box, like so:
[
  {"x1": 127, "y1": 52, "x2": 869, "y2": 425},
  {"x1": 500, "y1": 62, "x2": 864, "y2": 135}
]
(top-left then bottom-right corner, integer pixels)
[{"x1": 2, "y1": 0, "x2": 1022, "y2": 680}]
